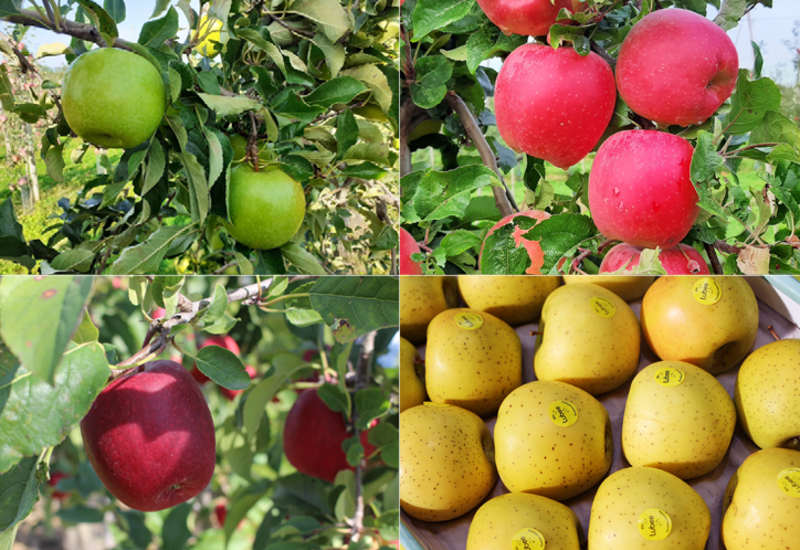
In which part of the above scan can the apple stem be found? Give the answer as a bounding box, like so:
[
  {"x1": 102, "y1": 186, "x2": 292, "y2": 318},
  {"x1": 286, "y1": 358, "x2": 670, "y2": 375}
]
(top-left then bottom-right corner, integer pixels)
[
  {"x1": 767, "y1": 325, "x2": 781, "y2": 341},
  {"x1": 413, "y1": 358, "x2": 425, "y2": 365},
  {"x1": 529, "y1": 331, "x2": 543, "y2": 336}
]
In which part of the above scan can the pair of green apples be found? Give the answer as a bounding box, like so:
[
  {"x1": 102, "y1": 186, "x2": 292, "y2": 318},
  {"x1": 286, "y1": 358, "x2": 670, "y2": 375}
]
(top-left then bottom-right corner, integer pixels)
[{"x1": 61, "y1": 48, "x2": 305, "y2": 251}]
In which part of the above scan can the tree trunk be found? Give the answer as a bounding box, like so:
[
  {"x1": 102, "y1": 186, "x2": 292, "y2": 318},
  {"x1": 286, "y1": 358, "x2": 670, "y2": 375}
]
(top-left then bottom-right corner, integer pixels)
[
  {"x1": 19, "y1": 177, "x2": 33, "y2": 214},
  {"x1": 23, "y1": 123, "x2": 40, "y2": 203}
]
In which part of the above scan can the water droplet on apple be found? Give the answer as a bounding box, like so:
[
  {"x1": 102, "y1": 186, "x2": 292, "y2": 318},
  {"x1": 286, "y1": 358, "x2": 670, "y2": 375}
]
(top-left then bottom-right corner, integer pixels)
[
  {"x1": 617, "y1": 202, "x2": 624, "y2": 211},
  {"x1": 613, "y1": 187, "x2": 620, "y2": 195}
]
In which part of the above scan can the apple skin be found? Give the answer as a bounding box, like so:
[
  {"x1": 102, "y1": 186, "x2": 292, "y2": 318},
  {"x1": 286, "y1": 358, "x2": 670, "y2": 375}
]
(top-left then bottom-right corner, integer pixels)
[
  {"x1": 479, "y1": 210, "x2": 550, "y2": 275},
  {"x1": 589, "y1": 130, "x2": 699, "y2": 249},
  {"x1": 283, "y1": 388, "x2": 376, "y2": 483},
  {"x1": 62, "y1": 48, "x2": 165, "y2": 149},
  {"x1": 223, "y1": 164, "x2": 306, "y2": 250},
  {"x1": 475, "y1": 0, "x2": 585, "y2": 37},
  {"x1": 495, "y1": 44, "x2": 616, "y2": 170},
  {"x1": 79, "y1": 360, "x2": 216, "y2": 512},
  {"x1": 600, "y1": 243, "x2": 711, "y2": 274},
  {"x1": 215, "y1": 502, "x2": 228, "y2": 526},
  {"x1": 399, "y1": 228, "x2": 423, "y2": 275},
  {"x1": 191, "y1": 335, "x2": 241, "y2": 385},
  {"x1": 219, "y1": 365, "x2": 257, "y2": 401},
  {"x1": 616, "y1": 8, "x2": 738, "y2": 127}
]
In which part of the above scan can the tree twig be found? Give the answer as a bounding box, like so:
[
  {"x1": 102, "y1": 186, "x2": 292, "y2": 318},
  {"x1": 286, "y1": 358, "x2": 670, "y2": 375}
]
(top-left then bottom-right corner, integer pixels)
[
  {"x1": 590, "y1": 40, "x2": 616, "y2": 70},
  {"x1": 704, "y1": 242, "x2": 723, "y2": 274},
  {"x1": 3, "y1": 9, "x2": 135, "y2": 51},
  {"x1": 350, "y1": 330, "x2": 376, "y2": 542},
  {"x1": 444, "y1": 91, "x2": 518, "y2": 216}
]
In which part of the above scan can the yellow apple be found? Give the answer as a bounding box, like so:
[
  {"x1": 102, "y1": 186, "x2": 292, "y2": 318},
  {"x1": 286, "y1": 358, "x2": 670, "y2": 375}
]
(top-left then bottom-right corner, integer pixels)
[
  {"x1": 426, "y1": 308, "x2": 522, "y2": 416},
  {"x1": 735, "y1": 338, "x2": 800, "y2": 449},
  {"x1": 399, "y1": 337, "x2": 425, "y2": 412},
  {"x1": 640, "y1": 276, "x2": 758, "y2": 374},
  {"x1": 400, "y1": 403, "x2": 497, "y2": 522},
  {"x1": 494, "y1": 380, "x2": 612, "y2": 500},
  {"x1": 622, "y1": 361, "x2": 736, "y2": 479},
  {"x1": 457, "y1": 275, "x2": 561, "y2": 326},
  {"x1": 399, "y1": 276, "x2": 459, "y2": 344},
  {"x1": 534, "y1": 283, "x2": 640, "y2": 395},
  {"x1": 467, "y1": 493, "x2": 581, "y2": 550},
  {"x1": 562, "y1": 274, "x2": 654, "y2": 301},
  {"x1": 589, "y1": 467, "x2": 711, "y2": 550}
]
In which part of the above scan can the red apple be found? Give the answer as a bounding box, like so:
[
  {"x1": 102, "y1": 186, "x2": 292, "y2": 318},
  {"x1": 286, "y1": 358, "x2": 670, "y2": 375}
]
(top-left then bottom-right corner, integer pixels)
[
  {"x1": 399, "y1": 227, "x2": 423, "y2": 275},
  {"x1": 219, "y1": 365, "x2": 257, "y2": 401},
  {"x1": 616, "y1": 8, "x2": 738, "y2": 126},
  {"x1": 215, "y1": 502, "x2": 228, "y2": 526},
  {"x1": 191, "y1": 335, "x2": 241, "y2": 384},
  {"x1": 79, "y1": 360, "x2": 216, "y2": 512},
  {"x1": 588, "y1": 130, "x2": 698, "y2": 249},
  {"x1": 494, "y1": 44, "x2": 616, "y2": 169},
  {"x1": 48, "y1": 471, "x2": 70, "y2": 500},
  {"x1": 475, "y1": 0, "x2": 584, "y2": 37},
  {"x1": 283, "y1": 388, "x2": 376, "y2": 483},
  {"x1": 600, "y1": 242, "x2": 710, "y2": 274},
  {"x1": 479, "y1": 210, "x2": 549, "y2": 274}
]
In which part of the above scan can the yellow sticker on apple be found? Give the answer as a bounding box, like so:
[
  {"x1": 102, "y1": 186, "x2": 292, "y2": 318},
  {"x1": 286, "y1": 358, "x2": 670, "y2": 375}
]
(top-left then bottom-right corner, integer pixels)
[
  {"x1": 654, "y1": 367, "x2": 685, "y2": 387},
  {"x1": 638, "y1": 508, "x2": 672, "y2": 541},
  {"x1": 777, "y1": 468, "x2": 800, "y2": 497},
  {"x1": 512, "y1": 528, "x2": 546, "y2": 550},
  {"x1": 692, "y1": 278, "x2": 722, "y2": 305},
  {"x1": 548, "y1": 401, "x2": 578, "y2": 427},
  {"x1": 455, "y1": 312, "x2": 483, "y2": 330},
  {"x1": 590, "y1": 297, "x2": 616, "y2": 318}
]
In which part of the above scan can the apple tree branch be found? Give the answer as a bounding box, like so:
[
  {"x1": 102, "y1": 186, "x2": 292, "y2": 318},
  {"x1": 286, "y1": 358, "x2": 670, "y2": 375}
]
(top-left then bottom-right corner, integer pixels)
[{"x1": 1, "y1": 8, "x2": 136, "y2": 51}]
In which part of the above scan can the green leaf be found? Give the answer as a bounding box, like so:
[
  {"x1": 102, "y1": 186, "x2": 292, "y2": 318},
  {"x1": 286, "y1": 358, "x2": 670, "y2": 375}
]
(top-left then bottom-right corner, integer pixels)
[
  {"x1": 480, "y1": 216, "x2": 540, "y2": 275},
  {"x1": 196, "y1": 93, "x2": 262, "y2": 117},
  {"x1": 713, "y1": 0, "x2": 745, "y2": 30},
  {"x1": 0, "y1": 342, "x2": 109, "y2": 474},
  {"x1": 194, "y1": 345, "x2": 249, "y2": 390},
  {"x1": 162, "y1": 503, "x2": 191, "y2": 550},
  {"x1": 317, "y1": 382, "x2": 350, "y2": 414},
  {"x1": 410, "y1": 55, "x2": 452, "y2": 109},
  {"x1": 750, "y1": 110, "x2": 800, "y2": 149},
  {"x1": 354, "y1": 388, "x2": 389, "y2": 430},
  {"x1": 139, "y1": 6, "x2": 177, "y2": 47},
  {"x1": 524, "y1": 213, "x2": 598, "y2": 274},
  {"x1": 280, "y1": 243, "x2": 327, "y2": 275},
  {"x1": 0, "y1": 277, "x2": 94, "y2": 385},
  {"x1": 412, "y1": 0, "x2": 473, "y2": 41},
  {"x1": 403, "y1": 165, "x2": 501, "y2": 222},
  {"x1": 440, "y1": 230, "x2": 482, "y2": 257},
  {"x1": 72, "y1": 310, "x2": 99, "y2": 344},
  {"x1": 339, "y1": 162, "x2": 388, "y2": 180},
  {"x1": 75, "y1": 0, "x2": 119, "y2": 40},
  {"x1": 44, "y1": 143, "x2": 65, "y2": 182},
  {"x1": 752, "y1": 41, "x2": 763, "y2": 79},
  {"x1": 142, "y1": 138, "x2": 166, "y2": 197},
  {"x1": 341, "y1": 64, "x2": 394, "y2": 114},
  {"x1": 244, "y1": 354, "x2": 306, "y2": 437},
  {"x1": 465, "y1": 25, "x2": 526, "y2": 74},
  {"x1": 57, "y1": 505, "x2": 105, "y2": 523},
  {"x1": 103, "y1": 0, "x2": 125, "y2": 23},
  {"x1": 336, "y1": 108, "x2": 359, "y2": 159},
  {"x1": 305, "y1": 76, "x2": 367, "y2": 107},
  {"x1": 166, "y1": 116, "x2": 209, "y2": 223},
  {"x1": 309, "y1": 277, "x2": 399, "y2": 343},
  {"x1": 110, "y1": 225, "x2": 197, "y2": 275},
  {"x1": 723, "y1": 70, "x2": 782, "y2": 135},
  {"x1": 690, "y1": 130, "x2": 724, "y2": 183},
  {"x1": 311, "y1": 32, "x2": 346, "y2": 78},
  {"x1": 288, "y1": 0, "x2": 351, "y2": 43},
  {"x1": 0, "y1": 198, "x2": 29, "y2": 260},
  {"x1": 0, "y1": 65, "x2": 14, "y2": 110},
  {"x1": 0, "y1": 457, "x2": 39, "y2": 533},
  {"x1": 271, "y1": 93, "x2": 325, "y2": 124}
]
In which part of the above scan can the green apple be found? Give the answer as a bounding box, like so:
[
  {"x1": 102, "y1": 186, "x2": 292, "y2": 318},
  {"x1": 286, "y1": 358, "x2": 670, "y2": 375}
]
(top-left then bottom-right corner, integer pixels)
[
  {"x1": 721, "y1": 447, "x2": 800, "y2": 550},
  {"x1": 399, "y1": 337, "x2": 425, "y2": 412},
  {"x1": 400, "y1": 403, "x2": 497, "y2": 522},
  {"x1": 589, "y1": 467, "x2": 711, "y2": 549},
  {"x1": 399, "y1": 276, "x2": 459, "y2": 344},
  {"x1": 640, "y1": 276, "x2": 758, "y2": 374},
  {"x1": 562, "y1": 275, "x2": 654, "y2": 302},
  {"x1": 223, "y1": 164, "x2": 306, "y2": 250},
  {"x1": 622, "y1": 361, "x2": 736, "y2": 479},
  {"x1": 534, "y1": 283, "x2": 640, "y2": 395},
  {"x1": 467, "y1": 493, "x2": 581, "y2": 550},
  {"x1": 735, "y1": 338, "x2": 800, "y2": 450},
  {"x1": 494, "y1": 380, "x2": 612, "y2": 500},
  {"x1": 62, "y1": 48, "x2": 165, "y2": 149},
  {"x1": 457, "y1": 275, "x2": 561, "y2": 326},
  {"x1": 426, "y1": 308, "x2": 522, "y2": 416}
]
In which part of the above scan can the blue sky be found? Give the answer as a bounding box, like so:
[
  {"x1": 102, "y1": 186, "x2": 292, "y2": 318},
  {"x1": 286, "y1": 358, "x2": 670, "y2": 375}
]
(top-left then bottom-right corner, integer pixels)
[{"x1": 4, "y1": 1, "x2": 800, "y2": 84}]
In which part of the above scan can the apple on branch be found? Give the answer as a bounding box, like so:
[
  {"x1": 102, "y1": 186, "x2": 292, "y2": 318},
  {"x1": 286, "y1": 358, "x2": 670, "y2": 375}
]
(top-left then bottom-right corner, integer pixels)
[
  {"x1": 475, "y1": 0, "x2": 585, "y2": 37},
  {"x1": 601, "y1": 243, "x2": 711, "y2": 275},
  {"x1": 399, "y1": 228, "x2": 423, "y2": 275}
]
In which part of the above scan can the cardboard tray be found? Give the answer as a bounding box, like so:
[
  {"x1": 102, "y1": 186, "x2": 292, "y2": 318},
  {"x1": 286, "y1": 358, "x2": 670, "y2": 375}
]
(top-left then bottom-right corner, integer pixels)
[{"x1": 400, "y1": 275, "x2": 800, "y2": 550}]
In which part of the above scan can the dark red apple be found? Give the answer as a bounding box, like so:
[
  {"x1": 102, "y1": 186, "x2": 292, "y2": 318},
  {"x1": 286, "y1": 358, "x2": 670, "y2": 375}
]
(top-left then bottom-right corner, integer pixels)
[
  {"x1": 219, "y1": 365, "x2": 257, "y2": 401},
  {"x1": 48, "y1": 471, "x2": 70, "y2": 500},
  {"x1": 399, "y1": 227, "x2": 423, "y2": 275},
  {"x1": 191, "y1": 335, "x2": 241, "y2": 384},
  {"x1": 475, "y1": 0, "x2": 584, "y2": 37},
  {"x1": 215, "y1": 502, "x2": 228, "y2": 526},
  {"x1": 616, "y1": 8, "x2": 738, "y2": 126},
  {"x1": 600, "y1": 242, "x2": 711, "y2": 274},
  {"x1": 588, "y1": 130, "x2": 698, "y2": 249},
  {"x1": 283, "y1": 388, "x2": 376, "y2": 483},
  {"x1": 495, "y1": 44, "x2": 616, "y2": 169},
  {"x1": 80, "y1": 360, "x2": 216, "y2": 512},
  {"x1": 479, "y1": 210, "x2": 549, "y2": 274}
]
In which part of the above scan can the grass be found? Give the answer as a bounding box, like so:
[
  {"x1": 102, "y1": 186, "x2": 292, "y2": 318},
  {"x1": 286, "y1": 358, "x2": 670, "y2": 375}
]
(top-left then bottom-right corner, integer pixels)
[{"x1": 0, "y1": 140, "x2": 122, "y2": 274}]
